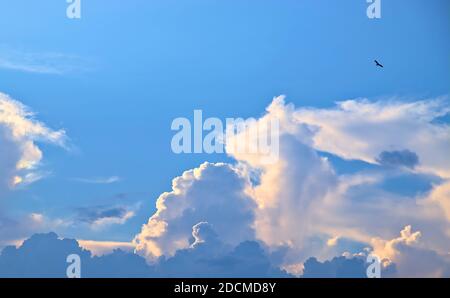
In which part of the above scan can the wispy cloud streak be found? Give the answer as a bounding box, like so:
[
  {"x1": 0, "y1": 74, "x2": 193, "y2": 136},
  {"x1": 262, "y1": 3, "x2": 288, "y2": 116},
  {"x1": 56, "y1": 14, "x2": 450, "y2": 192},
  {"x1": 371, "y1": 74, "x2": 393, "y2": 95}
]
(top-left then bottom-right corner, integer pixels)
[
  {"x1": 71, "y1": 176, "x2": 121, "y2": 184},
  {"x1": 0, "y1": 46, "x2": 91, "y2": 74}
]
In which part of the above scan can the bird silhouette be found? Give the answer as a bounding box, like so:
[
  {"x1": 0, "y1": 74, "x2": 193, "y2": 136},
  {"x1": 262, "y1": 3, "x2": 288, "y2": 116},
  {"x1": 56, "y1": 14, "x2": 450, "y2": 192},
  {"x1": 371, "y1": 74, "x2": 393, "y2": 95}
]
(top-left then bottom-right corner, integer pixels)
[{"x1": 374, "y1": 60, "x2": 384, "y2": 68}]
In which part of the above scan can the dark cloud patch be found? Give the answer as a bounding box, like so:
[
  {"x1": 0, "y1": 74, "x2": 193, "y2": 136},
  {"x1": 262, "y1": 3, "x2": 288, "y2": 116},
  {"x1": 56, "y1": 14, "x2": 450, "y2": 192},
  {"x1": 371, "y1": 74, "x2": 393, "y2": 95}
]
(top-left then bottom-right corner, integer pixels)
[
  {"x1": 157, "y1": 222, "x2": 290, "y2": 277},
  {"x1": 301, "y1": 256, "x2": 396, "y2": 278},
  {"x1": 0, "y1": 232, "x2": 91, "y2": 277},
  {"x1": 75, "y1": 206, "x2": 129, "y2": 224},
  {"x1": 376, "y1": 150, "x2": 419, "y2": 169},
  {"x1": 87, "y1": 249, "x2": 155, "y2": 278},
  {"x1": 158, "y1": 240, "x2": 290, "y2": 278},
  {"x1": 0, "y1": 232, "x2": 153, "y2": 278},
  {"x1": 302, "y1": 256, "x2": 367, "y2": 278}
]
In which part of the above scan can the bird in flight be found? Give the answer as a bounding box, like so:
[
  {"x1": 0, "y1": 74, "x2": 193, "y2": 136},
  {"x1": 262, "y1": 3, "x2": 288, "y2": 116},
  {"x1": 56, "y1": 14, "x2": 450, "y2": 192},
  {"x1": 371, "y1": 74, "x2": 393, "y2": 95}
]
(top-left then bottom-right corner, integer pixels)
[{"x1": 374, "y1": 60, "x2": 384, "y2": 68}]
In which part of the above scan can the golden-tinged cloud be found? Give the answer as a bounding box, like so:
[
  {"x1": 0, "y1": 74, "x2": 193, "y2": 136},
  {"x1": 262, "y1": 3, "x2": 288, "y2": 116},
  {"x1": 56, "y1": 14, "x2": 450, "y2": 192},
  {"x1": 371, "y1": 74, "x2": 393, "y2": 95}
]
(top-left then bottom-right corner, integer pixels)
[
  {"x1": 135, "y1": 96, "x2": 450, "y2": 276},
  {"x1": 0, "y1": 92, "x2": 66, "y2": 193}
]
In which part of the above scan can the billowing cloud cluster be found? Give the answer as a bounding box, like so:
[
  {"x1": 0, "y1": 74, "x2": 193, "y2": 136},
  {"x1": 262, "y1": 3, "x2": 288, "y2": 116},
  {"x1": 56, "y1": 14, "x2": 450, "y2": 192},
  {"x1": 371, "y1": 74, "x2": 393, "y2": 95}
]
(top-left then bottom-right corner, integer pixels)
[
  {"x1": 135, "y1": 95, "x2": 450, "y2": 277},
  {"x1": 1, "y1": 94, "x2": 448, "y2": 277},
  {"x1": 295, "y1": 98, "x2": 450, "y2": 177},
  {"x1": 134, "y1": 162, "x2": 256, "y2": 260},
  {"x1": 371, "y1": 225, "x2": 450, "y2": 277},
  {"x1": 0, "y1": 92, "x2": 66, "y2": 194}
]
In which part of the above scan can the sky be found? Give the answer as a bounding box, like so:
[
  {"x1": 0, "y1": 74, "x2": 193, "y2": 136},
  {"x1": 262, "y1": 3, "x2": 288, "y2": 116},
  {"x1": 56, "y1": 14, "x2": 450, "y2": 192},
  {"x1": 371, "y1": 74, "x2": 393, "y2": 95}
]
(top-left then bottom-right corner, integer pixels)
[{"x1": 0, "y1": 0, "x2": 449, "y2": 277}]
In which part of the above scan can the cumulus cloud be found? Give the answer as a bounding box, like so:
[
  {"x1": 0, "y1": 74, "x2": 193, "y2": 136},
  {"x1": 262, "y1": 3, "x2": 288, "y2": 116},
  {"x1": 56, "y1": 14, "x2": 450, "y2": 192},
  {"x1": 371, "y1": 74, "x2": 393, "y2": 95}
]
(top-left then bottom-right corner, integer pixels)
[
  {"x1": 2, "y1": 96, "x2": 448, "y2": 277},
  {"x1": 156, "y1": 222, "x2": 290, "y2": 277},
  {"x1": 134, "y1": 162, "x2": 256, "y2": 260},
  {"x1": 226, "y1": 96, "x2": 339, "y2": 265},
  {"x1": 134, "y1": 95, "x2": 449, "y2": 277},
  {"x1": 294, "y1": 98, "x2": 450, "y2": 177},
  {"x1": 190, "y1": 222, "x2": 221, "y2": 248},
  {"x1": 371, "y1": 225, "x2": 450, "y2": 277},
  {"x1": 371, "y1": 225, "x2": 422, "y2": 260},
  {"x1": 0, "y1": 92, "x2": 66, "y2": 194},
  {"x1": 237, "y1": 97, "x2": 449, "y2": 275}
]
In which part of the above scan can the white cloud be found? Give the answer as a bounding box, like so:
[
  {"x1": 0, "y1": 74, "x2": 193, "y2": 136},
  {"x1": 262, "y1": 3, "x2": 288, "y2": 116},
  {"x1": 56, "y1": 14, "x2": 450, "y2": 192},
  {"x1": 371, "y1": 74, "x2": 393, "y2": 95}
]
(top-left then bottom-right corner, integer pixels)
[
  {"x1": 136, "y1": 95, "x2": 450, "y2": 276},
  {"x1": 371, "y1": 225, "x2": 422, "y2": 260},
  {"x1": 0, "y1": 92, "x2": 66, "y2": 194},
  {"x1": 71, "y1": 176, "x2": 121, "y2": 184},
  {"x1": 294, "y1": 97, "x2": 450, "y2": 177},
  {"x1": 134, "y1": 162, "x2": 256, "y2": 260},
  {"x1": 371, "y1": 225, "x2": 450, "y2": 277},
  {"x1": 226, "y1": 96, "x2": 450, "y2": 269},
  {"x1": 226, "y1": 96, "x2": 339, "y2": 265},
  {"x1": 0, "y1": 47, "x2": 91, "y2": 75}
]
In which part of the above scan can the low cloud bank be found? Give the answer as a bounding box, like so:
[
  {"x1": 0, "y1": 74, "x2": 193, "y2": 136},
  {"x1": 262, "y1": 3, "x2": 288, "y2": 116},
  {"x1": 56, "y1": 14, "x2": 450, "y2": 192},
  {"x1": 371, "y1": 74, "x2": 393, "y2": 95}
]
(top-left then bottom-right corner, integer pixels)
[{"x1": 0, "y1": 231, "x2": 289, "y2": 278}]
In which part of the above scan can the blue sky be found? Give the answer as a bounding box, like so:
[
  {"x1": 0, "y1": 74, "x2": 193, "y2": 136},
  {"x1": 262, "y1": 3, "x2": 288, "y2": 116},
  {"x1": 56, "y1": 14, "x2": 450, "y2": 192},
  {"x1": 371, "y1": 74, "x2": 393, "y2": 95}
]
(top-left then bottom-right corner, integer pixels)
[{"x1": 0, "y1": 0, "x2": 449, "y2": 277}]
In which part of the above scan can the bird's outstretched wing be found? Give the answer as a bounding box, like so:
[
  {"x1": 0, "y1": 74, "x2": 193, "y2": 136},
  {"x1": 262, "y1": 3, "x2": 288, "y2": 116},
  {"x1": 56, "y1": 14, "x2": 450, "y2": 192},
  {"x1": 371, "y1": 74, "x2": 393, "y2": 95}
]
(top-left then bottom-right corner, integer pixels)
[{"x1": 374, "y1": 60, "x2": 384, "y2": 68}]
